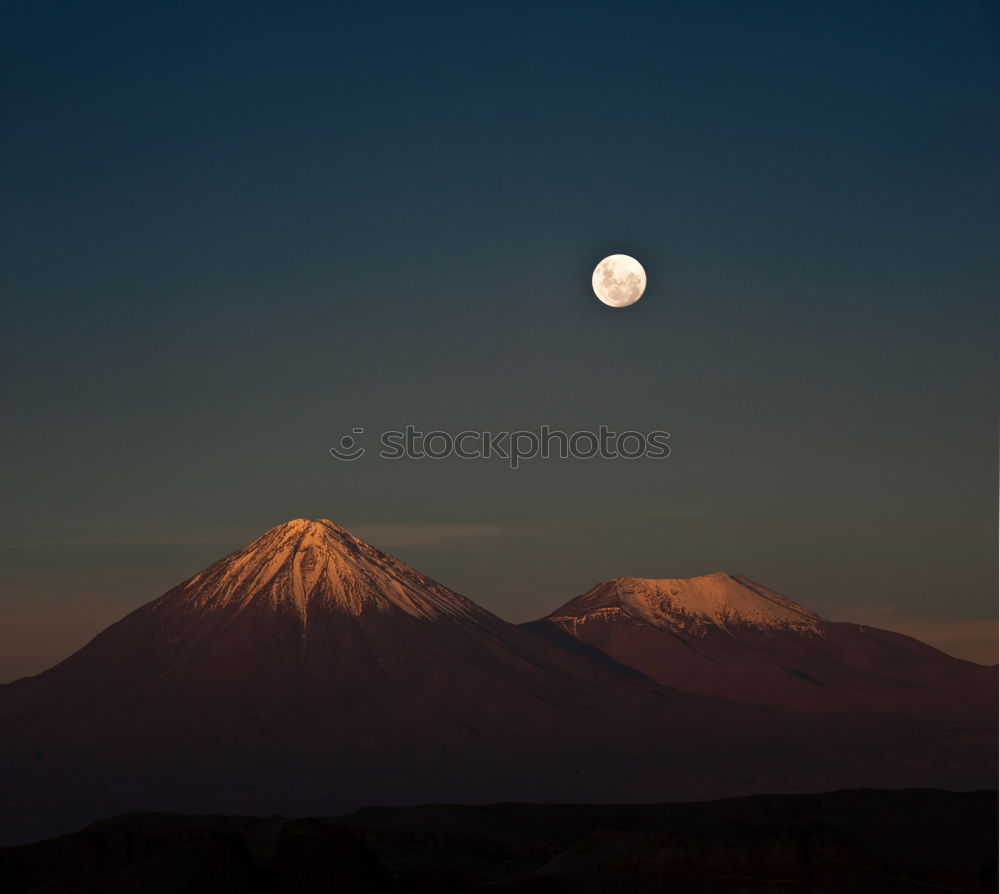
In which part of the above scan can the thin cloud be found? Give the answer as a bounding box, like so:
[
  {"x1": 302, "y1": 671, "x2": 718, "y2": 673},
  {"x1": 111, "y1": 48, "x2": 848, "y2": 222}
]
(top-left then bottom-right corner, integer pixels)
[
  {"x1": 0, "y1": 524, "x2": 264, "y2": 549},
  {"x1": 888, "y1": 619, "x2": 998, "y2": 666},
  {"x1": 350, "y1": 523, "x2": 508, "y2": 548}
]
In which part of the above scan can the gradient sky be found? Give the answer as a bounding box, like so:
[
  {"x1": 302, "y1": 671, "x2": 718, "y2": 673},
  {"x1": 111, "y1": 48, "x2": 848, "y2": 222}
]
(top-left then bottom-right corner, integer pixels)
[{"x1": 2, "y1": 1, "x2": 998, "y2": 679}]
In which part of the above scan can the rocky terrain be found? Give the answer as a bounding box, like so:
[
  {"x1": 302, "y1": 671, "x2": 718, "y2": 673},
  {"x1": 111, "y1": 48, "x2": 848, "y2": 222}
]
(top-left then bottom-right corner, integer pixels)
[{"x1": 1, "y1": 789, "x2": 995, "y2": 892}]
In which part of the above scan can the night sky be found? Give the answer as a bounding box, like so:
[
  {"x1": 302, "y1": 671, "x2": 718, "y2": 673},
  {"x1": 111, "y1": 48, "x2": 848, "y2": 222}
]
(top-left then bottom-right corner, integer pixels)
[{"x1": 2, "y1": 1, "x2": 998, "y2": 679}]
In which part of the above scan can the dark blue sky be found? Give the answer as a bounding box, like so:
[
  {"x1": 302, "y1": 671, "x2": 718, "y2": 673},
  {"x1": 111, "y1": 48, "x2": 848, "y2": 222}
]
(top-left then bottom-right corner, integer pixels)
[{"x1": 2, "y1": 1, "x2": 998, "y2": 677}]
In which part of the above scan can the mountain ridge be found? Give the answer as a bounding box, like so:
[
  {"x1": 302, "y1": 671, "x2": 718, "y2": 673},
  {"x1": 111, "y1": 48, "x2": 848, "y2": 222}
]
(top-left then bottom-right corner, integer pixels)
[
  {"x1": 545, "y1": 573, "x2": 824, "y2": 636},
  {"x1": 0, "y1": 517, "x2": 994, "y2": 847},
  {"x1": 525, "y1": 570, "x2": 995, "y2": 720}
]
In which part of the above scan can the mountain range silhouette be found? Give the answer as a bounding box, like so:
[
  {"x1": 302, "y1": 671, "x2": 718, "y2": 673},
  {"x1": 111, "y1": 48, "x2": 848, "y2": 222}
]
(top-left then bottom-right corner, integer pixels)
[{"x1": 0, "y1": 519, "x2": 994, "y2": 846}]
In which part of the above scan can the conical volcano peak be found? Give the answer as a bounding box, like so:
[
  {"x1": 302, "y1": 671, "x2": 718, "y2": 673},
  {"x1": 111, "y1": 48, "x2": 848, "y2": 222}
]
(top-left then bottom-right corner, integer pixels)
[
  {"x1": 266, "y1": 517, "x2": 358, "y2": 547},
  {"x1": 618, "y1": 571, "x2": 733, "y2": 589},
  {"x1": 550, "y1": 572, "x2": 823, "y2": 635},
  {"x1": 169, "y1": 518, "x2": 492, "y2": 624},
  {"x1": 276, "y1": 517, "x2": 347, "y2": 534}
]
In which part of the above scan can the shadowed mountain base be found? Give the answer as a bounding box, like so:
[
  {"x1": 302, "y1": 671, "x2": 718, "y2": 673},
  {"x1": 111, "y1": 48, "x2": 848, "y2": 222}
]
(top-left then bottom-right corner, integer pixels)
[{"x1": 1, "y1": 789, "x2": 995, "y2": 893}]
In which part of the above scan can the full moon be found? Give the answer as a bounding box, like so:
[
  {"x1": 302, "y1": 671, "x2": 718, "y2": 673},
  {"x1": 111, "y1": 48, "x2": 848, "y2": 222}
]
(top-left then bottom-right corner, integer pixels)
[{"x1": 592, "y1": 254, "x2": 647, "y2": 307}]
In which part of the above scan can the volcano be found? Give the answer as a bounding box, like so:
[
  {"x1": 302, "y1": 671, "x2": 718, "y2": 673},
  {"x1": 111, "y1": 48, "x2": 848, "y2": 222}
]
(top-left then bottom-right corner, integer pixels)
[
  {"x1": 523, "y1": 573, "x2": 996, "y2": 721},
  {"x1": 0, "y1": 520, "x2": 674, "y2": 751},
  {"x1": 0, "y1": 522, "x2": 994, "y2": 846}
]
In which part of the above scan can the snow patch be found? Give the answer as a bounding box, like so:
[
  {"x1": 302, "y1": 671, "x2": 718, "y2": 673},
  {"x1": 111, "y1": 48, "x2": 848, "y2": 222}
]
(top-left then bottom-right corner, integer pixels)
[
  {"x1": 561, "y1": 573, "x2": 823, "y2": 636},
  {"x1": 169, "y1": 518, "x2": 491, "y2": 624}
]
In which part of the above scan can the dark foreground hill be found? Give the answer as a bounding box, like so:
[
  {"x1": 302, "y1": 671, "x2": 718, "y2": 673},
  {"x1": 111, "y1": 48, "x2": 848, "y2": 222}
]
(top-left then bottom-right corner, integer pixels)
[{"x1": 1, "y1": 789, "x2": 995, "y2": 893}]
